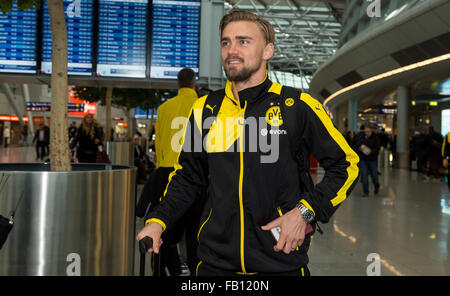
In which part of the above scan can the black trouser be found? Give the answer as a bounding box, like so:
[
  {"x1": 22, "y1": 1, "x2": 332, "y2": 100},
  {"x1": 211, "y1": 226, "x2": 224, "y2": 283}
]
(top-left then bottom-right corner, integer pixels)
[
  {"x1": 139, "y1": 167, "x2": 205, "y2": 276},
  {"x1": 36, "y1": 142, "x2": 47, "y2": 159},
  {"x1": 155, "y1": 244, "x2": 182, "y2": 276},
  {"x1": 77, "y1": 150, "x2": 97, "y2": 163},
  {"x1": 196, "y1": 262, "x2": 310, "y2": 276}
]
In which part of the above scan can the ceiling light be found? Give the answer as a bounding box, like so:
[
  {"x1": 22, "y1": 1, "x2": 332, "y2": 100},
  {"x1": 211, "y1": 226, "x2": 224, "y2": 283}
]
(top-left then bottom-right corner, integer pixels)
[{"x1": 323, "y1": 53, "x2": 450, "y2": 106}]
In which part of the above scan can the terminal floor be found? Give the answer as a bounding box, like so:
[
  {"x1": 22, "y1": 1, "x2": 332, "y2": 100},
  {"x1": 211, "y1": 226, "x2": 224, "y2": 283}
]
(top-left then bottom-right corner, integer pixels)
[{"x1": 2, "y1": 146, "x2": 449, "y2": 276}]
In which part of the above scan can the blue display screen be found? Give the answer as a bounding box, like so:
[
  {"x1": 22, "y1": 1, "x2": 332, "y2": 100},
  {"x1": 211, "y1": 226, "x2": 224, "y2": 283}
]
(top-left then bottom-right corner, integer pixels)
[
  {"x1": 150, "y1": 0, "x2": 200, "y2": 79},
  {"x1": 26, "y1": 102, "x2": 84, "y2": 112},
  {"x1": 0, "y1": 2, "x2": 37, "y2": 74},
  {"x1": 41, "y1": 0, "x2": 94, "y2": 75},
  {"x1": 97, "y1": 0, "x2": 147, "y2": 78}
]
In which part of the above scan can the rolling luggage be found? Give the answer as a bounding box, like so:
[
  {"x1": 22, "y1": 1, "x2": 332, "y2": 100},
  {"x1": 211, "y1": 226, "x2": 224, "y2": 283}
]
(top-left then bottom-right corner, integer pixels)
[{"x1": 139, "y1": 236, "x2": 160, "y2": 276}]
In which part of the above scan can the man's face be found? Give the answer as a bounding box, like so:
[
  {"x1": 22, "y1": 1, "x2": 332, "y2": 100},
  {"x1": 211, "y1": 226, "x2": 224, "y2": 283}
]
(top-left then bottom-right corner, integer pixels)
[
  {"x1": 221, "y1": 21, "x2": 274, "y2": 82},
  {"x1": 365, "y1": 127, "x2": 373, "y2": 137}
]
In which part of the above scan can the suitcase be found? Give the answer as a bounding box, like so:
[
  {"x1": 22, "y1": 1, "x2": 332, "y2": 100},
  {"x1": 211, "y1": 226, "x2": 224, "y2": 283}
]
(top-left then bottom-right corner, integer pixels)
[{"x1": 139, "y1": 236, "x2": 160, "y2": 276}]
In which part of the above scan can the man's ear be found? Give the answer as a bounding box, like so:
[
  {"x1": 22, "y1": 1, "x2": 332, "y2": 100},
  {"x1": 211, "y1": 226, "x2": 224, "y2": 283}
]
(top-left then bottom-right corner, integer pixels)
[{"x1": 263, "y1": 42, "x2": 274, "y2": 61}]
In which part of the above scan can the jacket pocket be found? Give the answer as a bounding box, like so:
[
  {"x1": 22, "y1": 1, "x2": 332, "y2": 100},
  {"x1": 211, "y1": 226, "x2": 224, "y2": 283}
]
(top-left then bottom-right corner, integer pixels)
[
  {"x1": 197, "y1": 208, "x2": 212, "y2": 242},
  {"x1": 276, "y1": 206, "x2": 300, "y2": 252}
]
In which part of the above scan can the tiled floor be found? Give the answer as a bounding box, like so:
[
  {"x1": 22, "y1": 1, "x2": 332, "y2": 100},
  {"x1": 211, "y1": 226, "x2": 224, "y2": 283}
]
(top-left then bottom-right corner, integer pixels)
[
  {"x1": 2, "y1": 146, "x2": 449, "y2": 276},
  {"x1": 308, "y1": 166, "x2": 450, "y2": 276}
]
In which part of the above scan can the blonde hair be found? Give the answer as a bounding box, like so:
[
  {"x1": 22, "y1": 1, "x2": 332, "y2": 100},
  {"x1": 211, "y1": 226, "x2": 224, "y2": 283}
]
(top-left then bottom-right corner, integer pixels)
[
  {"x1": 220, "y1": 10, "x2": 275, "y2": 45},
  {"x1": 80, "y1": 114, "x2": 95, "y2": 139}
]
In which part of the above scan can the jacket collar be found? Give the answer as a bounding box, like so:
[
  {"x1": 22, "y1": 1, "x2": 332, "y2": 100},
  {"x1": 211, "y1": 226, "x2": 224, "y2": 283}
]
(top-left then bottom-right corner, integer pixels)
[
  {"x1": 177, "y1": 87, "x2": 198, "y2": 98},
  {"x1": 225, "y1": 72, "x2": 272, "y2": 107}
]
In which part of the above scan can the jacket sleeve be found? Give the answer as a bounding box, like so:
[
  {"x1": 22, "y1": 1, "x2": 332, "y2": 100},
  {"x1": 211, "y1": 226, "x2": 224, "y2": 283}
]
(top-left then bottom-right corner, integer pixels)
[
  {"x1": 145, "y1": 98, "x2": 209, "y2": 232},
  {"x1": 369, "y1": 136, "x2": 381, "y2": 158},
  {"x1": 297, "y1": 93, "x2": 360, "y2": 223},
  {"x1": 443, "y1": 133, "x2": 449, "y2": 159}
]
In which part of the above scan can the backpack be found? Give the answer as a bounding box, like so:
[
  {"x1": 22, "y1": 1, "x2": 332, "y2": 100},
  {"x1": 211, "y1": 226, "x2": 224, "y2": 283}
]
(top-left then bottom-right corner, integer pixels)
[{"x1": 201, "y1": 86, "x2": 323, "y2": 234}]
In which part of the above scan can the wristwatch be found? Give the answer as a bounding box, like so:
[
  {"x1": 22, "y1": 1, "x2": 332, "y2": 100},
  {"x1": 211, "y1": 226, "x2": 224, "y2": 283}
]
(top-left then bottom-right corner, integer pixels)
[{"x1": 297, "y1": 202, "x2": 314, "y2": 223}]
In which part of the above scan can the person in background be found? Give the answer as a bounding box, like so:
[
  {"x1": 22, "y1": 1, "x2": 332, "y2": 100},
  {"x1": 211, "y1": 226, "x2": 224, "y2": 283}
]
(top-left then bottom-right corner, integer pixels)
[
  {"x1": 422, "y1": 126, "x2": 443, "y2": 182},
  {"x1": 33, "y1": 123, "x2": 50, "y2": 161},
  {"x1": 442, "y1": 131, "x2": 450, "y2": 190},
  {"x1": 68, "y1": 121, "x2": 78, "y2": 161},
  {"x1": 134, "y1": 134, "x2": 152, "y2": 184},
  {"x1": 342, "y1": 128, "x2": 353, "y2": 145},
  {"x1": 0, "y1": 123, "x2": 3, "y2": 146},
  {"x1": 3, "y1": 125, "x2": 10, "y2": 148},
  {"x1": 353, "y1": 124, "x2": 380, "y2": 197},
  {"x1": 136, "y1": 68, "x2": 201, "y2": 276},
  {"x1": 71, "y1": 114, "x2": 101, "y2": 163},
  {"x1": 21, "y1": 124, "x2": 29, "y2": 146},
  {"x1": 378, "y1": 128, "x2": 390, "y2": 149},
  {"x1": 68, "y1": 121, "x2": 77, "y2": 140}
]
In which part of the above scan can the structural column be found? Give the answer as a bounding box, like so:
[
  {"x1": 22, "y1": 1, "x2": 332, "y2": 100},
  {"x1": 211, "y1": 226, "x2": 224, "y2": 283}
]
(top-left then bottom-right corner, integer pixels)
[
  {"x1": 347, "y1": 98, "x2": 358, "y2": 133},
  {"x1": 397, "y1": 85, "x2": 410, "y2": 169},
  {"x1": 199, "y1": 0, "x2": 225, "y2": 90},
  {"x1": 22, "y1": 84, "x2": 35, "y2": 139},
  {"x1": 1, "y1": 83, "x2": 25, "y2": 125}
]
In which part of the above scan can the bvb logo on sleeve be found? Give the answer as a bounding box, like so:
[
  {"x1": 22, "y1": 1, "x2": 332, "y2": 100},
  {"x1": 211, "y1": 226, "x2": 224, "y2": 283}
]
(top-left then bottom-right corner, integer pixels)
[{"x1": 285, "y1": 98, "x2": 294, "y2": 107}]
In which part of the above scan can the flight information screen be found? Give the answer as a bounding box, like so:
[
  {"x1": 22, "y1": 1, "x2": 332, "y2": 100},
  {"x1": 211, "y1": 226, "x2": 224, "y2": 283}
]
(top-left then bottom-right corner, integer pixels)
[
  {"x1": 0, "y1": 2, "x2": 37, "y2": 74},
  {"x1": 150, "y1": 0, "x2": 201, "y2": 79},
  {"x1": 41, "y1": 0, "x2": 94, "y2": 75},
  {"x1": 97, "y1": 0, "x2": 148, "y2": 78}
]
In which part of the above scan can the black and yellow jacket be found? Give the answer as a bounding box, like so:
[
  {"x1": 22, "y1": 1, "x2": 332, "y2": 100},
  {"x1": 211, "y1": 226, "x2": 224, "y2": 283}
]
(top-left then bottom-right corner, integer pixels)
[
  {"x1": 442, "y1": 132, "x2": 450, "y2": 160},
  {"x1": 146, "y1": 75, "x2": 360, "y2": 274}
]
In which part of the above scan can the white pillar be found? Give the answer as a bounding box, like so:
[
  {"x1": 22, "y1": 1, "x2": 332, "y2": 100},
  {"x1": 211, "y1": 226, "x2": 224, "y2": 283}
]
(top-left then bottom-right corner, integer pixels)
[{"x1": 22, "y1": 84, "x2": 35, "y2": 138}]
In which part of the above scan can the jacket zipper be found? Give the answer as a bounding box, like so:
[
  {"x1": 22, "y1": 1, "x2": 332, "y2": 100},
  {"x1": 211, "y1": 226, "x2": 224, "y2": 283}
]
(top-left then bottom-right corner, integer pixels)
[
  {"x1": 197, "y1": 208, "x2": 212, "y2": 242},
  {"x1": 238, "y1": 102, "x2": 247, "y2": 274}
]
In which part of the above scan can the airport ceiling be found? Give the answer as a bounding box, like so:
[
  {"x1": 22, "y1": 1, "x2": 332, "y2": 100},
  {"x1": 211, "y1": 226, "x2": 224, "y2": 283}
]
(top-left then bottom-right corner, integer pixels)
[{"x1": 224, "y1": 0, "x2": 346, "y2": 77}]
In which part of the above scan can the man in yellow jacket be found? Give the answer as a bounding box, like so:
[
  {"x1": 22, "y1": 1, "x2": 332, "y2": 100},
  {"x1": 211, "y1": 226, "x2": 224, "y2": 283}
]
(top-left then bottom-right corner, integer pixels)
[
  {"x1": 442, "y1": 131, "x2": 450, "y2": 190},
  {"x1": 155, "y1": 69, "x2": 198, "y2": 168},
  {"x1": 140, "y1": 68, "x2": 200, "y2": 275}
]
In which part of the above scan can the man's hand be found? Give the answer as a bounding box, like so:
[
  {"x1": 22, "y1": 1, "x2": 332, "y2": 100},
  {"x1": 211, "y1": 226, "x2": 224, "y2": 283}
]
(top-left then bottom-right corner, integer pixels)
[
  {"x1": 261, "y1": 207, "x2": 308, "y2": 254},
  {"x1": 136, "y1": 222, "x2": 164, "y2": 254},
  {"x1": 443, "y1": 159, "x2": 448, "y2": 168}
]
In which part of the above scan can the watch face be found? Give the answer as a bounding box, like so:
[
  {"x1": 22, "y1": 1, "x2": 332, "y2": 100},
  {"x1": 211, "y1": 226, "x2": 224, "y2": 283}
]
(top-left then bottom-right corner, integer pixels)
[
  {"x1": 300, "y1": 206, "x2": 314, "y2": 222},
  {"x1": 304, "y1": 212, "x2": 314, "y2": 222}
]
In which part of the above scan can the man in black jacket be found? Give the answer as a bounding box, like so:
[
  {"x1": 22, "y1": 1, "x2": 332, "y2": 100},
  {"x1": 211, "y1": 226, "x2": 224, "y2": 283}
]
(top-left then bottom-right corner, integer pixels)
[
  {"x1": 353, "y1": 124, "x2": 380, "y2": 197},
  {"x1": 137, "y1": 11, "x2": 359, "y2": 276},
  {"x1": 33, "y1": 123, "x2": 50, "y2": 161}
]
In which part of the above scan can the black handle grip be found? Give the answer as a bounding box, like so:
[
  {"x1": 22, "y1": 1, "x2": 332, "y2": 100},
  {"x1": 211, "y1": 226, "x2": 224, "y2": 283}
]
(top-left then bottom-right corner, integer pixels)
[{"x1": 139, "y1": 236, "x2": 153, "y2": 254}]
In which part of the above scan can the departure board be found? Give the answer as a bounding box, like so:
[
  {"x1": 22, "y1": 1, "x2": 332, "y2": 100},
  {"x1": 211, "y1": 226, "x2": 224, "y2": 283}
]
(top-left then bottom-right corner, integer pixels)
[
  {"x1": 41, "y1": 0, "x2": 94, "y2": 75},
  {"x1": 150, "y1": 0, "x2": 201, "y2": 79},
  {"x1": 97, "y1": 0, "x2": 147, "y2": 78},
  {"x1": 0, "y1": 2, "x2": 37, "y2": 74}
]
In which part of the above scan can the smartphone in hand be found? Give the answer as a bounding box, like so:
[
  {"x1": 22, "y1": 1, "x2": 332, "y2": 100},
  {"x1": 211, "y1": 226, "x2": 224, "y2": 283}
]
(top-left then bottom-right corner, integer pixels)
[{"x1": 270, "y1": 224, "x2": 314, "y2": 242}]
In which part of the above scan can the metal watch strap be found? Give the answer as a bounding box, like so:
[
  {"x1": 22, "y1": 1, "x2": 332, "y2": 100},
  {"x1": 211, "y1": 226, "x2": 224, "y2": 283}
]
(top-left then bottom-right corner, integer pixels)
[{"x1": 297, "y1": 202, "x2": 314, "y2": 223}]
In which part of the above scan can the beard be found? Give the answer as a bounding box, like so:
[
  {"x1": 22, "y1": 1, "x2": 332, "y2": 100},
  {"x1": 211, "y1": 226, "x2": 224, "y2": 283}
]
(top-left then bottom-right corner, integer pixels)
[{"x1": 223, "y1": 57, "x2": 262, "y2": 82}]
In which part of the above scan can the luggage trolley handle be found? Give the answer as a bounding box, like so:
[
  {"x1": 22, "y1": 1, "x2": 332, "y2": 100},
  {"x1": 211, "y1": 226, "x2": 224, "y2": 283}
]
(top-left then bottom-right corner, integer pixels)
[
  {"x1": 139, "y1": 236, "x2": 153, "y2": 254},
  {"x1": 138, "y1": 236, "x2": 160, "y2": 276}
]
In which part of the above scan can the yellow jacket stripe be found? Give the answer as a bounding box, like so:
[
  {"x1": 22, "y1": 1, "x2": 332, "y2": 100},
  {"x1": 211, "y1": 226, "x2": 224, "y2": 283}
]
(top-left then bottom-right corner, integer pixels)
[{"x1": 300, "y1": 93, "x2": 360, "y2": 207}]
